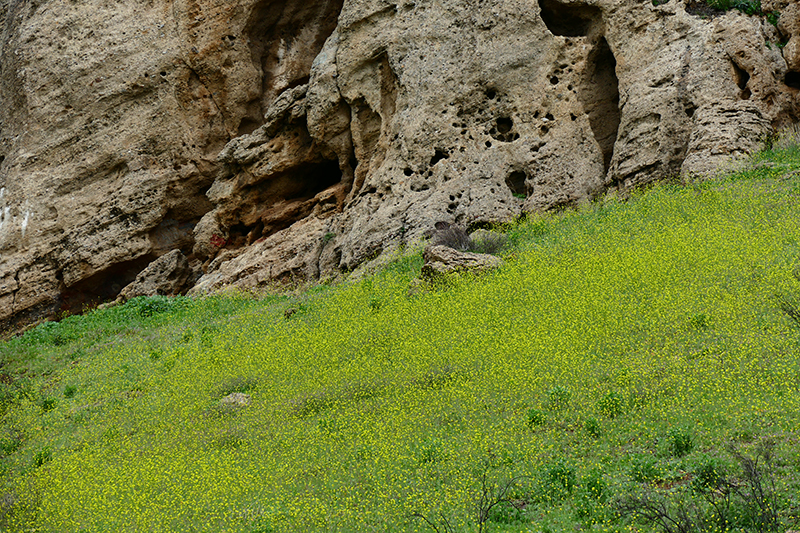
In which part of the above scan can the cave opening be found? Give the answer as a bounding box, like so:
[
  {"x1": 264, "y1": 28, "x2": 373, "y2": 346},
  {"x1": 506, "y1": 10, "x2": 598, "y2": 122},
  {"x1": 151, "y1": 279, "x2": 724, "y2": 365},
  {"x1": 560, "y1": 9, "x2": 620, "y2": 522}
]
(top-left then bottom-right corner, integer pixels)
[
  {"x1": 505, "y1": 171, "x2": 527, "y2": 196},
  {"x1": 58, "y1": 254, "x2": 158, "y2": 316},
  {"x1": 225, "y1": 158, "x2": 343, "y2": 247},
  {"x1": 539, "y1": 0, "x2": 602, "y2": 37},
  {"x1": 579, "y1": 37, "x2": 621, "y2": 174},
  {"x1": 286, "y1": 158, "x2": 342, "y2": 200}
]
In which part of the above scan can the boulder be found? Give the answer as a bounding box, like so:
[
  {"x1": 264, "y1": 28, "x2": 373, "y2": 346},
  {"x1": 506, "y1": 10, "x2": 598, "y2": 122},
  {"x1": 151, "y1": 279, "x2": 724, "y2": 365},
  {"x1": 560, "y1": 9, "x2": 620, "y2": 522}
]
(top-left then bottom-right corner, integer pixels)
[
  {"x1": 220, "y1": 393, "x2": 252, "y2": 408},
  {"x1": 421, "y1": 245, "x2": 503, "y2": 278},
  {"x1": 117, "y1": 250, "x2": 192, "y2": 302}
]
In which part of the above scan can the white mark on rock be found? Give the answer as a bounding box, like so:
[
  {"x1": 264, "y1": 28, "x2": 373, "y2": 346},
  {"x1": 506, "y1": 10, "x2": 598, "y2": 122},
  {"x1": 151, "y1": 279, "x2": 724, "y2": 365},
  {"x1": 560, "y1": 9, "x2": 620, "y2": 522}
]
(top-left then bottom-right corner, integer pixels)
[{"x1": 21, "y1": 210, "x2": 31, "y2": 238}]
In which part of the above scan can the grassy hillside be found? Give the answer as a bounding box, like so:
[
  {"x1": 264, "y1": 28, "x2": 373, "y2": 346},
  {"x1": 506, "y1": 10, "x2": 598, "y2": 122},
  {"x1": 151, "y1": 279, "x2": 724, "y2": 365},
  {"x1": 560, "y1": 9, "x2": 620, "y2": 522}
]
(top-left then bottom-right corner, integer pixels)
[{"x1": 2, "y1": 141, "x2": 800, "y2": 532}]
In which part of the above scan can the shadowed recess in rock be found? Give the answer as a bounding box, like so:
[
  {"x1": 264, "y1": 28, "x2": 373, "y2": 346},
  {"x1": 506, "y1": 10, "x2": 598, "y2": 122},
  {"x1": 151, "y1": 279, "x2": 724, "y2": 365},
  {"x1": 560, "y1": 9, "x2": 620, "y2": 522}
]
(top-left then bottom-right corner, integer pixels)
[
  {"x1": 58, "y1": 255, "x2": 157, "y2": 316},
  {"x1": 538, "y1": 0, "x2": 601, "y2": 37},
  {"x1": 505, "y1": 171, "x2": 527, "y2": 196},
  {"x1": 732, "y1": 61, "x2": 751, "y2": 100},
  {"x1": 786, "y1": 71, "x2": 800, "y2": 91},
  {"x1": 579, "y1": 37, "x2": 621, "y2": 174}
]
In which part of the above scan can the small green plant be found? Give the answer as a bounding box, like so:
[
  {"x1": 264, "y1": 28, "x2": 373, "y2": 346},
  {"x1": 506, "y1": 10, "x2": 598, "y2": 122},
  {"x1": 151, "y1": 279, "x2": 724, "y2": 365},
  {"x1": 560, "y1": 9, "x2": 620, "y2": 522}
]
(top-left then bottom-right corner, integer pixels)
[
  {"x1": 138, "y1": 296, "x2": 172, "y2": 317},
  {"x1": 368, "y1": 295, "x2": 383, "y2": 312},
  {"x1": 668, "y1": 428, "x2": 694, "y2": 457},
  {"x1": 40, "y1": 398, "x2": 57, "y2": 412},
  {"x1": 575, "y1": 469, "x2": 612, "y2": 525},
  {"x1": 689, "y1": 312, "x2": 710, "y2": 330},
  {"x1": 584, "y1": 416, "x2": 602, "y2": 438},
  {"x1": 544, "y1": 459, "x2": 577, "y2": 500},
  {"x1": 0, "y1": 433, "x2": 23, "y2": 457},
  {"x1": 63, "y1": 385, "x2": 77, "y2": 398},
  {"x1": 629, "y1": 454, "x2": 662, "y2": 483},
  {"x1": 416, "y1": 438, "x2": 445, "y2": 464},
  {"x1": 598, "y1": 391, "x2": 624, "y2": 418},
  {"x1": 323, "y1": 232, "x2": 335, "y2": 244},
  {"x1": 31, "y1": 447, "x2": 52, "y2": 468},
  {"x1": 526, "y1": 408, "x2": 547, "y2": 428},
  {"x1": 545, "y1": 386, "x2": 571, "y2": 411},
  {"x1": 765, "y1": 10, "x2": 779, "y2": 27}
]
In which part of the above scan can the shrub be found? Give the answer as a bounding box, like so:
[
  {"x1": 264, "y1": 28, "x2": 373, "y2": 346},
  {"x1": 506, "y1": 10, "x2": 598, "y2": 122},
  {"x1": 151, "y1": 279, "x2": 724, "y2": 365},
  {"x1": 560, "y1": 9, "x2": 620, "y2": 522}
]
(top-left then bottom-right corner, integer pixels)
[
  {"x1": 584, "y1": 416, "x2": 602, "y2": 438},
  {"x1": 40, "y1": 398, "x2": 57, "y2": 412},
  {"x1": 545, "y1": 386, "x2": 571, "y2": 411},
  {"x1": 598, "y1": 391, "x2": 624, "y2": 418},
  {"x1": 668, "y1": 428, "x2": 694, "y2": 457},
  {"x1": 546, "y1": 459, "x2": 577, "y2": 499},
  {"x1": 431, "y1": 221, "x2": 471, "y2": 251},
  {"x1": 527, "y1": 408, "x2": 547, "y2": 428},
  {"x1": 629, "y1": 454, "x2": 662, "y2": 483},
  {"x1": 63, "y1": 385, "x2": 77, "y2": 398},
  {"x1": 31, "y1": 447, "x2": 52, "y2": 469}
]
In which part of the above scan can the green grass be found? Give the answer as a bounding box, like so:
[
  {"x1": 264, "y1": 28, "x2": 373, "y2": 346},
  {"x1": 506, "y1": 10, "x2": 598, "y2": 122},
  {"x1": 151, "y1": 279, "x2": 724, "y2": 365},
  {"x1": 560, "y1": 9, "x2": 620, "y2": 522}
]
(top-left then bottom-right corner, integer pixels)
[{"x1": 2, "y1": 144, "x2": 800, "y2": 532}]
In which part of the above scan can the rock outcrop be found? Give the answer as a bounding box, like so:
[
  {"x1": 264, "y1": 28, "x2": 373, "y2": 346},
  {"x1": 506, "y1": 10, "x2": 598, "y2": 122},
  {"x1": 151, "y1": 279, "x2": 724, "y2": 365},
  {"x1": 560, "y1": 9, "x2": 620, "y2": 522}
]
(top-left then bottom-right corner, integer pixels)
[
  {"x1": 1, "y1": 0, "x2": 798, "y2": 332},
  {"x1": 421, "y1": 245, "x2": 503, "y2": 278},
  {"x1": 116, "y1": 249, "x2": 193, "y2": 302}
]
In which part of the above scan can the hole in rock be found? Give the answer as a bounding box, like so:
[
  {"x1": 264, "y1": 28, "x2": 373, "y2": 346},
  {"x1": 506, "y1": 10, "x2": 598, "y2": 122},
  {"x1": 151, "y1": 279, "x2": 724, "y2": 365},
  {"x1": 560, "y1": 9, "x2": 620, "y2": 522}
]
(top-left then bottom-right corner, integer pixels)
[
  {"x1": 59, "y1": 255, "x2": 158, "y2": 315},
  {"x1": 732, "y1": 62, "x2": 751, "y2": 99},
  {"x1": 578, "y1": 36, "x2": 621, "y2": 174},
  {"x1": 505, "y1": 171, "x2": 527, "y2": 196},
  {"x1": 486, "y1": 89, "x2": 497, "y2": 100},
  {"x1": 430, "y1": 149, "x2": 449, "y2": 167},
  {"x1": 496, "y1": 117, "x2": 513, "y2": 134},
  {"x1": 786, "y1": 71, "x2": 800, "y2": 90},
  {"x1": 237, "y1": 118, "x2": 261, "y2": 136},
  {"x1": 285, "y1": 159, "x2": 342, "y2": 200},
  {"x1": 550, "y1": 76, "x2": 559, "y2": 85},
  {"x1": 404, "y1": 167, "x2": 413, "y2": 176},
  {"x1": 539, "y1": 0, "x2": 602, "y2": 37}
]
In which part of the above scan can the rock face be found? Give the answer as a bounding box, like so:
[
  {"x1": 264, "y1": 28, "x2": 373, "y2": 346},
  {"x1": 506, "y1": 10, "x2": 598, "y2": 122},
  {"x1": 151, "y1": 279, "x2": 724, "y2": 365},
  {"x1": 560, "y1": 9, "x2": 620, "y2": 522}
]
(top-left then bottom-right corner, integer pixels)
[
  {"x1": 1, "y1": 0, "x2": 799, "y2": 331},
  {"x1": 116, "y1": 250, "x2": 193, "y2": 302}
]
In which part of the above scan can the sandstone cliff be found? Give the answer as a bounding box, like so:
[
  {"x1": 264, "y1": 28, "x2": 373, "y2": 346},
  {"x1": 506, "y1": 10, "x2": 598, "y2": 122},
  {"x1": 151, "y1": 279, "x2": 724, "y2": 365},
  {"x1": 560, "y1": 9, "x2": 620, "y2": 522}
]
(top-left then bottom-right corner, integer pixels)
[{"x1": 0, "y1": 0, "x2": 798, "y2": 331}]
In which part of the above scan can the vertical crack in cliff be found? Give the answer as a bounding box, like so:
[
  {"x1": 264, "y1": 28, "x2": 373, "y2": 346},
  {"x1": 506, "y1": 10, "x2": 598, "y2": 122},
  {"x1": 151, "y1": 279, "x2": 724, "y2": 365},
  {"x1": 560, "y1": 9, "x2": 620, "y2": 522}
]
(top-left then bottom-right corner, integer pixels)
[
  {"x1": 348, "y1": 53, "x2": 398, "y2": 201},
  {"x1": 579, "y1": 37, "x2": 621, "y2": 174},
  {"x1": 178, "y1": 59, "x2": 230, "y2": 135}
]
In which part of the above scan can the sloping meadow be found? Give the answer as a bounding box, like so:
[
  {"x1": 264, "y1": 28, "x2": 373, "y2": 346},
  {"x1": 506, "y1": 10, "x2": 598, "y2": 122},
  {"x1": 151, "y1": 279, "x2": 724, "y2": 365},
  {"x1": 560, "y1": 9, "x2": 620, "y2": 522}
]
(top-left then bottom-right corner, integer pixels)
[{"x1": 2, "y1": 146, "x2": 800, "y2": 531}]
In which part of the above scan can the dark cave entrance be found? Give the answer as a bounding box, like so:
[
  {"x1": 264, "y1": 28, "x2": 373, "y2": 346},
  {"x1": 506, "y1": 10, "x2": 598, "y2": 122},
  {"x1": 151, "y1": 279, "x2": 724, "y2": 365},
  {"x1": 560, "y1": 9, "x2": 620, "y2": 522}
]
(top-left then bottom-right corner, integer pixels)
[
  {"x1": 539, "y1": 0, "x2": 602, "y2": 37},
  {"x1": 58, "y1": 254, "x2": 158, "y2": 316},
  {"x1": 226, "y1": 158, "x2": 344, "y2": 247}
]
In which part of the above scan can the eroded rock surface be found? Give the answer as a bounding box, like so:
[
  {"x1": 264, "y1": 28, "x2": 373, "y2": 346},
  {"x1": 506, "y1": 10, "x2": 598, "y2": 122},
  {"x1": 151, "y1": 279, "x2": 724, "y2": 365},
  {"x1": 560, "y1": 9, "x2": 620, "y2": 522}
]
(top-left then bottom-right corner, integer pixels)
[
  {"x1": 1, "y1": 0, "x2": 799, "y2": 331},
  {"x1": 421, "y1": 245, "x2": 504, "y2": 278},
  {"x1": 117, "y1": 250, "x2": 193, "y2": 302}
]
